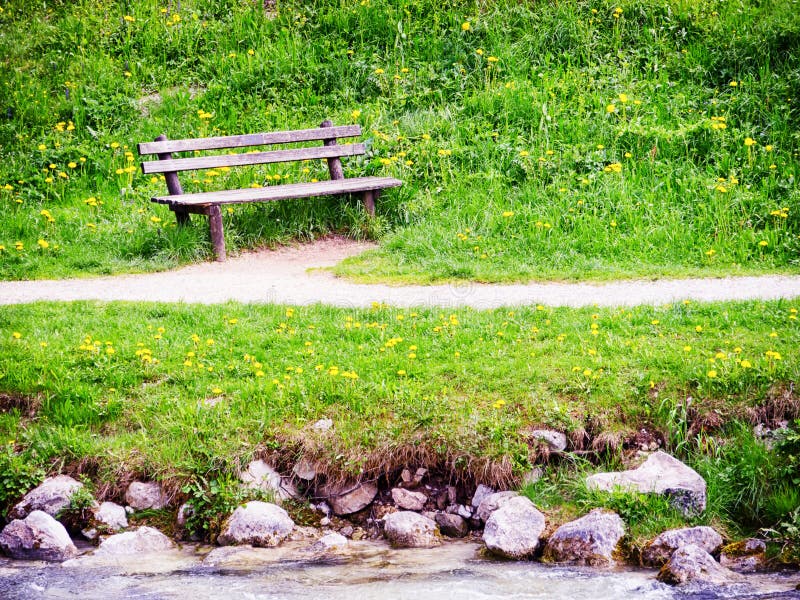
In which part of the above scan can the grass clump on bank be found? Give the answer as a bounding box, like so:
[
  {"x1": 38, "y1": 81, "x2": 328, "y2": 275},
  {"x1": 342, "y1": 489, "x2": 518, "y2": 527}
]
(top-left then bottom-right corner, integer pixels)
[
  {"x1": 1, "y1": 0, "x2": 798, "y2": 281},
  {"x1": 0, "y1": 299, "x2": 798, "y2": 544}
]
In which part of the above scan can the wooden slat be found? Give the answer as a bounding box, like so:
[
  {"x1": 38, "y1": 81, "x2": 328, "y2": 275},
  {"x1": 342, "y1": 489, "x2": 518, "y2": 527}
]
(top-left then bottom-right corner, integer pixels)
[
  {"x1": 138, "y1": 125, "x2": 361, "y2": 155},
  {"x1": 151, "y1": 177, "x2": 403, "y2": 206},
  {"x1": 141, "y1": 144, "x2": 365, "y2": 174}
]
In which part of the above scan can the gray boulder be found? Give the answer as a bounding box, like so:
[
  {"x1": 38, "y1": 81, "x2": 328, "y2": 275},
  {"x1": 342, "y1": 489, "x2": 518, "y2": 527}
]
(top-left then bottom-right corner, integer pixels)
[
  {"x1": 530, "y1": 429, "x2": 568, "y2": 452},
  {"x1": 383, "y1": 511, "x2": 441, "y2": 548},
  {"x1": 391, "y1": 488, "x2": 427, "y2": 511},
  {"x1": 720, "y1": 539, "x2": 767, "y2": 573},
  {"x1": 95, "y1": 501, "x2": 128, "y2": 530},
  {"x1": 240, "y1": 459, "x2": 299, "y2": 502},
  {"x1": 658, "y1": 544, "x2": 741, "y2": 585},
  {"x1": 643, "y1": 526, "x2": 723, "y2": 566},
  {"x1": 471, "y1": 484, "x2": 495, "y2": 508},
  {"x1": 94, "y1": 526, "x2": 174, "y2": 556},
  {"x1": 586, "y1": 451, "x2": 706, "y2": 516},
  {"x1": 483, "y1": 496, "x2": 546, "y2": 559},
  {"x1": 476, "y1": 491, "x2": 518, "y2": 523},
  {"x1": 10, "y1": 475, "x2": 84, "y2": 519},
  {"x1": 308, "y1": 532, "x2": 349, "y2": 553},
  {"x1": 217, "y1": 501, "x2": 294, "y2": 547},
  {"x1": 125, "y1": 481, "x2": 168, "y2": 510},
  {"x1": 0, "y1": 510, "x2": 78, "y2": 562},
  {"x1": 543, "y1": 509, "x2": 625, "y2": 566},
  {"x1": 320, "y1": 480, "x2": 378, "y2": 516},
  {"x1": 435, "y1": 513, "x2": 469, "y2": 538},
  {"x1": 292, "y1": 459, "x2": 317, "y2": 481}
]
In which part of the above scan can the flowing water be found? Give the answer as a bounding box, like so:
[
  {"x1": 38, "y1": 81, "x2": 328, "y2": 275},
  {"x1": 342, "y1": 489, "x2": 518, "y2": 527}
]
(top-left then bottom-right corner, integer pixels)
[{"x1": 1, "y1": 540, "x2": 798, "y2": 600}]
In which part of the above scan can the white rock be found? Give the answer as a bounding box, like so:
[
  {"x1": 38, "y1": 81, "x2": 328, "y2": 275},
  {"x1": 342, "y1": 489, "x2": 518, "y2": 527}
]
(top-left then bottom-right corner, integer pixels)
[
  {"x1": 720, "y1": 538, "x2": 768, "y2": 573},
  {"x1": 658, "y1": 544, "x2": 741, "y2": 585},
  {"x1": 125, "y1": 481, "x2": 168, "y2": 510},
  {"x1": 435, "y1": 513, "x2": 469, "y2": 538},
  {"x1": 391, "y1": 488, "x2": 427, "y2": 511},
  {"x1": 586, "y1": 451, "x2": 706, "y2": 516},
  {"x1": 530, "y1": 429, "x2": 567, "y2": 452},
  {"x1": 643, "y1": 526, "x2": 723, "y2": 566},
  {"x1": 95, "y1": 501, "x2": 128, "y2": 531},
  {"x1": 313, "y1": 418, "x2": 333, "y2": 432},
  {"x1": 0, "y1": 510, "x2": 78, "y2": 561},
  {"x1": 543, "y1": 509, "x2": 625, "y2": 565},
  {"x1": 217, "y1": 501, "x2": 294, "y2": 547},
  {"x1": 383, "y1": 511, "x2": 440, "y2": 548},
  {"x1": 308, "y1": 532, "x2": 348, "y2": 552},
  {"x1": 471, "y1": 484, "x2": 495, "y2": 508},
  {"x1": 94, "y1": 527, "x2": 173, "y2": 556},
  {"x1": 10, "y1": 475, "x2": 84, "y2": 519},
  {"x1": 240, "y1": 459, "x2": 299, "y2": 501},
  {"x1": 476, "y1": 491, "x2": 518, "y2": 523},
  {"x1": 292, "y1": 459, "x2": 317, "y2": 481},
  {"x1": 483, "y1": 496, "x2": 545, "y2": 559}
]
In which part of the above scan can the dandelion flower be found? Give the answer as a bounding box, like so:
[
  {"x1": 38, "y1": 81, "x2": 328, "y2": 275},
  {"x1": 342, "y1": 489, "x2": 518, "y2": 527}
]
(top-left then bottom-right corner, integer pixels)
[
  {"x1": 606, "y1": 104, "x2": 617, "y2": 113},
  {"x1": 461, "y1": 22, "x2": 470, "y2": 31}
]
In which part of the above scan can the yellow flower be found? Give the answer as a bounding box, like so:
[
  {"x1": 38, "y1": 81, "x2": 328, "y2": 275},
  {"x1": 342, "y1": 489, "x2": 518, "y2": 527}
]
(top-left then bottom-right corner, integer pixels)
[
  {"x1": 487, "y1": 56, "x2": 499, "y2": 63},
  {"x1": 683, "y1": 345, "x2": 692, "y2": 352},
  {"x1": 707, "y1": 370, "x2": 717, "y2": 378},
  {"x1": 695, "y1": 325, "x2": 703, "y2": 332},
  {"x1": 150, "y1": 216, "x2": 162, "y2": 223},
  {"x1": 729, "y1": 80, "x2": 738, "y2": 87},
  {"x1": 765, "y1": 145, "x2": 773, "y2": 152},
  {"x1": 502, "y1": 211, "x2": 514, "y2": 218},
  {"x1": 461, "y1": 22, "x2": 470, "y2": 31},
  {"x1": 744, "y1": 137, "x2": 757, "y2": 147},
  {"x1": 758, "y1": 240, "x2": 768, "y2": 247},
  {"x1": 350, "y1": 109, "x2": 361, "y2": 119},
  {"x1": 618, "y1": 93, "x2": 628, "y2": 103},
  {"x1": 37, "y1": 239, "x2": 49, "y2": 249},
  {"x1": 248, "y1": 49, "x2": 255, "y2": 56},
  {"x1": 606, "y1": 104, "x2": 616, "y2": 113},
  {"x1": 740, "y1": 360, "x2": 752, "y2": 369},
  {"x1": 12, "y1": 332, "x2": 22, "y2": 339},
  {"x1": 211, "y1": 387, "x2": 223, "y2": 394},
  {"x1": 123, "y1": 15, "x2": 135, "y2": 22},
  {"x1": 374, "y1": 68, "x2": 384, "y2": 74},
  {"x1": 492, "y1": 399, "x2": 506, "y2": 409}
]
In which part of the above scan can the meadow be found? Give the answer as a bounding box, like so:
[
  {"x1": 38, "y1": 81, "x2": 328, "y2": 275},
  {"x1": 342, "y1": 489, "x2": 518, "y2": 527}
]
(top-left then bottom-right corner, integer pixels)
[
  {"x1": 1, "y1": 299, "x2": 799, "y2": 548},
  {"x1": 0, "y1": 0, "x2": 798, "y2": 281}
]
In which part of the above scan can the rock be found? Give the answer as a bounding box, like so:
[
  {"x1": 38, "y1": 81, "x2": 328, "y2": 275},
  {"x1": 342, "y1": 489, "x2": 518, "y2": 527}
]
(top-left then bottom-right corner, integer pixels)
[
  {"x1": 543, "y1": 509, "x2": 625, "y2": 566},
  {"x1": 720, "y1": 539, "x2": 768, "y2": 573},
  {"x1": 0, "y1": 511, "x2": 78, "y2": 561},
  {"x1": 435, "y1": 513, "x2": 469, "y2": 538},
  {"x1": 10, "y1": 475, "x2": 84, "y2": 519},
  {"x1": 521, "y1": 468, "x2": 543, "y2": 487},
  {"x1": 292, "y1": 459, "x2": 316, "y2": 481},
  {"x1": 312, "y1": 418, "x2": 333, "y2": 432},
  {"x1": 391, "y1": 488, "x2": 427, "y2": 511},
  {"x1": 94, "y1": 526, "x2": 175, "y2": 556},
  {"x1": 308, "y1": 532, "x2": 348, "y2": 553},
  {"x1": 476, "y1": 491, "x2": 518, "y2": 523},
  {"x1": 176, "y1": 502, "x2": 193, "y2": 528},
  {"x1": 383, "y1": 511, "x2": 440, "y2": 548},
  {"x1": 339, "y1": 525, "x2": 354, "y2": 538},
  {"x1": 217, "y1": 501, "x2": 294, "y2": 547},
  {"x1": 585, "y1": 451, "x2": 706, "y2": 516},
  {"x1": 94, "y1": 502, "x2": 128, "y2": 531},
  {"x1": 446, "y1": 504, "x2": 473, "y2": 519},
  {"x1": 319, "y1": 517, "x2": 330, "y2": 527},
  {"x1": 642, "y1": 526, "x2": 724, "y2": 566},
  {"x1": 471, "y1": 484, "x2": 495, "y2": 508},
  {"x1": 320, "y1": 480, "x2": 378, "y2": 516},
  {"x1": 658, "y1": 544, "x2": 740, "y2": 585},
  {"x1": 483, "y1": 496, "x2": 546, "y2": 560},
  {"x1": 530, "y1": 429, "x2": 567, "y2": 452},
  {"x1": 125, "y1": 481, "x2": 168, "y2": 510},
  {"x1": 240, "y1": 459, "x2": 299, "y2": 501}
]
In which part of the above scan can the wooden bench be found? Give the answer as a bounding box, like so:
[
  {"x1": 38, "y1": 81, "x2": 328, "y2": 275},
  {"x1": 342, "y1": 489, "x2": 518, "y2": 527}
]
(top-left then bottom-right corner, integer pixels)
[{"x1": 137, "y1": 120, "x2": 402, "y2": 261}]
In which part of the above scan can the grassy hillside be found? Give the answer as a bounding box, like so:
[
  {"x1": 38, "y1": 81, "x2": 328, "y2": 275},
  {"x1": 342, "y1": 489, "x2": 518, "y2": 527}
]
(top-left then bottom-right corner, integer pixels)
[{"x1": 1, "y1": 0, "x2": 798, "y2": 281}]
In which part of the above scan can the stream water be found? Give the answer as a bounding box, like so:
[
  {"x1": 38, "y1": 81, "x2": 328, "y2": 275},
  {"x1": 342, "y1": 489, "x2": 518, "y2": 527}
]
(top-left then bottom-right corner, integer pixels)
[{"x1": 1, "y1": 540, "x2": 798, "y2": 600}]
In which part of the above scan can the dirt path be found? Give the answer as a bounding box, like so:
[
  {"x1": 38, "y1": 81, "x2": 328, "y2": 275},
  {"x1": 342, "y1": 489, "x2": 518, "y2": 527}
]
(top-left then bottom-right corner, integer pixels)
[{"x1": 2, "y1": 237, "x2": 800, "y2": 308}]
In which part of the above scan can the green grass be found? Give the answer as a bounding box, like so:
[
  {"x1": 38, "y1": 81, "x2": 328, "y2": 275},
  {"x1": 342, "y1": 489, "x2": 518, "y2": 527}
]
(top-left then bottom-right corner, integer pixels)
[
  {"x1": 1, "y1": 299, "x2": 798, "y2": 532},
  {"x1": 1, "y1": 0, "x2": 798, "y2": 281}
]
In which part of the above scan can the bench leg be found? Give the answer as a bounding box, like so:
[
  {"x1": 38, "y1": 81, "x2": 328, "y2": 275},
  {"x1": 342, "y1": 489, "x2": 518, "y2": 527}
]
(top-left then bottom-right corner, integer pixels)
[
  {"x1": 171, "y1": 206, "x2": 191, "y2": 225},
  {"x1": 207, "y1": 205, "x2": 226, "y2": 261},
  {"x1": 363, "y1": 190, "x2": 378, "y2": 217}
]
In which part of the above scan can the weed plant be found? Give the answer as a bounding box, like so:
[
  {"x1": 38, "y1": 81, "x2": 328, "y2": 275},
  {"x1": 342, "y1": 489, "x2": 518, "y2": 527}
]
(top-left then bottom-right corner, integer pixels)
[{"x1": 0, "y1": 0, "x2": 797, "y2": 281}]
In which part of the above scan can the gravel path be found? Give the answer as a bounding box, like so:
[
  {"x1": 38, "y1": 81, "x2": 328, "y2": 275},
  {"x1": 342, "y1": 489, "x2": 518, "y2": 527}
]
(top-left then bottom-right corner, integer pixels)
[{"x1": 2, "y1": 237, "x2": 800, "y2": 309}]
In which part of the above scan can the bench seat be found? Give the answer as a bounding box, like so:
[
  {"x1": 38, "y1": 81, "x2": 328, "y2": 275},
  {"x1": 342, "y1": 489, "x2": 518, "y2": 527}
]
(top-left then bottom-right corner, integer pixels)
[{"x1": 152, "y1": 176, "x2": 402, "y2": 207}]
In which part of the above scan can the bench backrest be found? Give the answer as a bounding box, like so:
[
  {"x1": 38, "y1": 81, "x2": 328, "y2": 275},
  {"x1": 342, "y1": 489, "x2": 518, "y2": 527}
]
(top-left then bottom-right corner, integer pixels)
[{"x1": 138, "y1": 123, "x2": 363, "y2": 175}]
